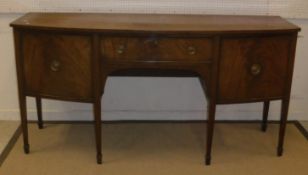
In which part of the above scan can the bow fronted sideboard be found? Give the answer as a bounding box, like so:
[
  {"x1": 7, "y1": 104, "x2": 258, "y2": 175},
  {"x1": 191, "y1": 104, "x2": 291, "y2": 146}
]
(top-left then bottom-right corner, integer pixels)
[{"x1": 10, "y1": 13, "x2": 300, "y2": 165}]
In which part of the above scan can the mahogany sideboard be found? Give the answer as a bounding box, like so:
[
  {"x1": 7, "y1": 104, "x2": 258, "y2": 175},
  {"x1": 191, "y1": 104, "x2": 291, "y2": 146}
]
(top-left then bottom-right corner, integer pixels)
[{"x1": 10, "y1": 13, "x2": 300, "y2": 165}]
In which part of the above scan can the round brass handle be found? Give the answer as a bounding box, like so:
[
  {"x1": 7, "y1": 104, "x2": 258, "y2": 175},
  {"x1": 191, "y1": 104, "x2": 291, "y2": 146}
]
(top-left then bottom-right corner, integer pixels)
[
  {"x1": 187, "y1": 46, "x2": 197, "y2": 55},
  {"x1": 117, "y1": 44, "x2": 125, "y2": 54},
  {"x1": 250, "y1": 63, "x2": 262, "y2": 76},
  {"x1": 50, "y1": 60, "x2": 60, "y2": 72}
]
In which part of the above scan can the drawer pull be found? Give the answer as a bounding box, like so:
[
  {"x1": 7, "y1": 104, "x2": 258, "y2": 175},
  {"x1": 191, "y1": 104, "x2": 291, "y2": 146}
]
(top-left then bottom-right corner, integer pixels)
[
  {"x1": 50, "y1": 60, "x2": 60, "y2": 72},
  {"x1": 250, "y1": 63, "x2": 262, "y2": 76},
  {"x1": 187, "y1": 46, "x2": 197, "y2": 55},
  {"x1": 144, "y1": 38, "x2": 159, "y2": 46},
  {"x1": 117, "y1": 45, "x2": 125, "y2": 54}
]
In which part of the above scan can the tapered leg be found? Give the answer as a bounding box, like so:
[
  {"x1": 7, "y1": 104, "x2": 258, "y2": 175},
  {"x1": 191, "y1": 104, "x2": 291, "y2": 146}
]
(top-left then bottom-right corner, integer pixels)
[
  {"x1": 205, "y1": 101, "x2": 216, "y2": 165},
  {"x1": 261, "y1": 101, "x2": 270, "y2": 132},
  {"x1": 36, "y1": 97, "x2": 43, "y2": 129},
  {"x1": 19, "y1": 95, "x2": 29, "y2": 154},
  {"x1": 277, "y1": 98, "x2": 290, "y2": 156},
  {"x1": 93, "y1": 99, "x2": 102, "y2": 164}
]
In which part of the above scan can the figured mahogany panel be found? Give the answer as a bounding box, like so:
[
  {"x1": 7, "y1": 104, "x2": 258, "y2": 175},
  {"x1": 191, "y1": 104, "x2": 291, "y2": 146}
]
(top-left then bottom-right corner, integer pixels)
[
  {"x1": 22, "y1": 33, "x2": 93, "y2": 100},
  {"x1": 100, "y1": 37, "x2": 213, "y2": 63},
  {"x1": 218, "y1": 36, "x2": 291, "y2": 103}
]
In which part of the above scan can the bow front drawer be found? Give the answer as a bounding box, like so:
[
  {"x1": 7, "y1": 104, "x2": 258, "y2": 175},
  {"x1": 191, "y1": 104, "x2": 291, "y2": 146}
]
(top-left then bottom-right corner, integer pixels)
[{"x1": 100, "y1": 37, "x2": 213, "y2": 63}]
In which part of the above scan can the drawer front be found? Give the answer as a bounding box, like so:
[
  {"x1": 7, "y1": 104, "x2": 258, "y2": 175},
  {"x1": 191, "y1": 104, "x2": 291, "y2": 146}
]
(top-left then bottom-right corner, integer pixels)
[
  {"x1": 100, "y1": 37, "x2": 213, "y2": 62},
  {"x1": 218, "y1": 36, "x2": 291, "y2": 102},
  {"x1": 22, "y1": 33, "x2": 92, "y2": 99}
]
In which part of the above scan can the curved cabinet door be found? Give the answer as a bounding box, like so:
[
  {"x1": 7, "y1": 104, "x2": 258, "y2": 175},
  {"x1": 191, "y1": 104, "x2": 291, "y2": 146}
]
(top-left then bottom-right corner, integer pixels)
[
  {"x1": 22, "y1": 33, "x2": 93, "y2": 100},
  {"x1": 218, "y1": 35, "x2": 292, "y2": 103}
]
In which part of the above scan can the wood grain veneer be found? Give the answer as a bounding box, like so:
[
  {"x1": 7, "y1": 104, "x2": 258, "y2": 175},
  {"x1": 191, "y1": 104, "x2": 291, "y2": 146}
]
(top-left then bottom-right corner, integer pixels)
[{"x1": 10, "y1": 13, "x2": 301, "y2": 165}]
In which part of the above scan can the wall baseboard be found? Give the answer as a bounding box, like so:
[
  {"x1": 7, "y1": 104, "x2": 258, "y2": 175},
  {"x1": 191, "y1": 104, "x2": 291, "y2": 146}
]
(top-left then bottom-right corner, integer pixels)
[{"x1": 0, "y1": 109, "x2": 305, "y2": 121}]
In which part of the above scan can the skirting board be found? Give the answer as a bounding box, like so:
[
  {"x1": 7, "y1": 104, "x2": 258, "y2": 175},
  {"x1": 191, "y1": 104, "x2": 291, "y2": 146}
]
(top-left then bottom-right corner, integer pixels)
[{"x1": 0, "y1": 110, "x2": 305, "y2": 121}]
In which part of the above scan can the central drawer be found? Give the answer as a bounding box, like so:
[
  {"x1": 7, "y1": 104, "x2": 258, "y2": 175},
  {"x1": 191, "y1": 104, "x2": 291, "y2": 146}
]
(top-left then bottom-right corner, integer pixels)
[{"x1": 100, "y1": 37, "x2": 213, "y2": 63}]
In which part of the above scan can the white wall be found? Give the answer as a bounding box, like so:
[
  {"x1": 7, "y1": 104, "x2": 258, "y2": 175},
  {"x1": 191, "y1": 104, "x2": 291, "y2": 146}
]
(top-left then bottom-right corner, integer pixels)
[
  {"x1": 0, "y1": 14, "x2": 308, "y2": 121},
  {"x1": 1, "y1": 1, "x2": 308, "y2": 18}
]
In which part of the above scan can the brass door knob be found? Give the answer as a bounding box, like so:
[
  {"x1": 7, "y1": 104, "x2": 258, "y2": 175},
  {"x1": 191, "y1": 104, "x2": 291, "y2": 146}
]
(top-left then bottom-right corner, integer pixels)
[
  {"x1": 50, "y1": 60, "x2": 60, "y2": 72},
  {"x1": 117, "y1": 44, "x2": 125, "y2": 54},
  {"x1": 250, "y1": 63, "x2": 262, "y2": 76},
  {"x1": 187, "y1": 46, "x2": 197, "y2": 55}
]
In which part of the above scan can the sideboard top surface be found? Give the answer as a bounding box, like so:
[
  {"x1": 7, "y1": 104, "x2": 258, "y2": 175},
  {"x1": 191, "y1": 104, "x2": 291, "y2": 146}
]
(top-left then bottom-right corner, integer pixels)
[{"x1": 10, "y1": 13, "x2": 300, "y2": 33}]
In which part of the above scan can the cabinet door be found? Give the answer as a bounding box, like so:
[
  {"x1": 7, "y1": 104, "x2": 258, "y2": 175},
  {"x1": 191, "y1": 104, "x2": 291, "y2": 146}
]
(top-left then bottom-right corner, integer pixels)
[
  {"x1": 22, "y1": 33, "x2": 93, "y2": 100},
  {"x1": 218, "y1": 36, "x2": 292, "y2": 103}
]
